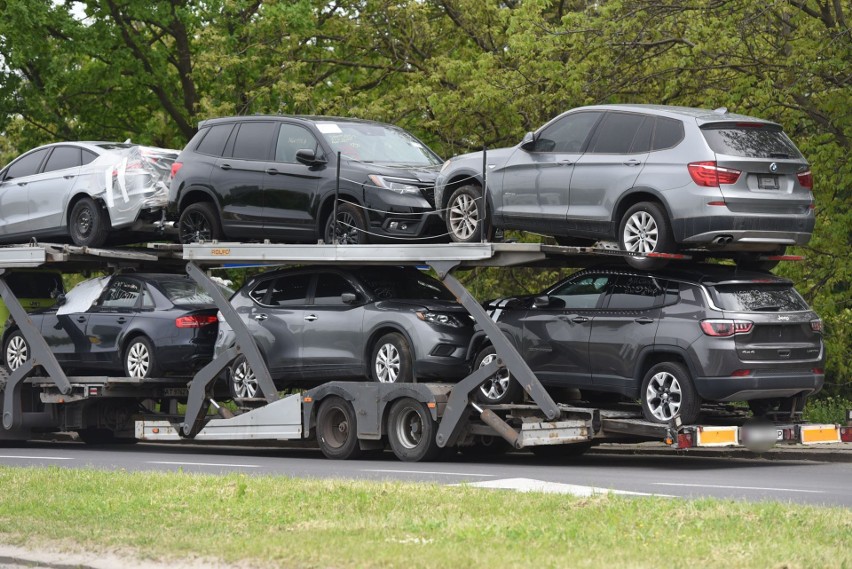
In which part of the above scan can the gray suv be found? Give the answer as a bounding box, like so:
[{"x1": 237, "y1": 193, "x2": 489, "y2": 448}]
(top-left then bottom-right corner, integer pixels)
[
  {"x1": 435, "y1": 105, "x2": 814, "y2": 269},
  {"x1": 470, "y1": 265, "x2": 824, "y2": 424}
]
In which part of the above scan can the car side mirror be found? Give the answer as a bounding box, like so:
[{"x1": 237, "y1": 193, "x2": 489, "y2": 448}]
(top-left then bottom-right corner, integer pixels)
[
  {"x1": 341, "y1": 292, "x2": 359, "y2": 305},
  {"x1": 533, "y1": 295, "x2": 551, "y2": 308},
  {"x1": 520, "y1": 131, "x2": 536, "y2": 151},
  {"x1": 295, "y1": 148, "x2": 326, "y2": 166},
  {"x1": 54, "y1": 294, "x2": 67, "y2": 307}
]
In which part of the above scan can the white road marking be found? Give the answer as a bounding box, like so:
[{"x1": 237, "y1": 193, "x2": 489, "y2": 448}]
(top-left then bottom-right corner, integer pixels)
[
  {"x1": 0, "y1": 455, "x2": 73, "y2": 460},
  {"x1": 363, "y1": 469, "x2": 494, "y2": 477},
  {"x1": 458, "y1": 477, "x2": 672, "y2": 497},
  {"x1": 654, "y1": 482, "x2": 824, "y2": 494},
  {"x1": 147, "y1": 461, "x2": 260, "y2": 468}
]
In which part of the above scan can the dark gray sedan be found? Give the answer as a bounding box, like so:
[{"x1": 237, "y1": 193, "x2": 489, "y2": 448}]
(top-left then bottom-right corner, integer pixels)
[{"x1": 216, "y1": 266, "x2": 474, "y2": 398}]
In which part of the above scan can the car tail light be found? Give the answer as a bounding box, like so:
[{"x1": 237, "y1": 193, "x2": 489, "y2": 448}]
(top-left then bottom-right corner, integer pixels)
[
  {"x1": 812, "y1": 368, "x2": 824, "y2": 374},
  {"x1": 170, "y1": 161, "x2": 183, "y2": 180},
  {"x1": 688, "y1": 161, "x2": 741, "y2": 187},
  {"x1": 676, "y1": 432, "x2": 694, "y2": 448},
  {"x1": 840, "y1": 428, "x2": 852, "y2": 443},
  {"x1": 176, "y1": 314, "x2": 218, "y2": 328},
  {"x1": 730, "y1": 369, "x2": 752, "y2": 377},
  {"x1": 796, "y1": 170, "x2": 813, "y2": 190},
  {"x1": 810, "y1": 319, "x2": 823, "y2": 333},
  {"x1": 700, "y1": 319, "x2": 753, "y2": 336}
]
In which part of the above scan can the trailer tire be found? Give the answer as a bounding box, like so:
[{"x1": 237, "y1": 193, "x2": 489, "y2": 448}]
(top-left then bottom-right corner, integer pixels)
[
  {"x1": 69, "y1": 197, "x2": 109, "y2": 247},
  {"x1": 316, "y1": 396, "x2": 363, "y2": 460},
  {"x1": 474, "y1": 345, "x2": 523, "y2": 405},
  {"x1": 124, "y1": 336, "x2": 160, "y2": 379},
  {"x1": 371, "y1": 332, "x2": 413, "y2": 383},
  {"x1": 387, "y1": 397, "x2": 441, "y2": 462},
  {"x1": 3, "y1": 330, "x2": 29, "y2": 373},
  {"x1": 640, "y1": 361, "x2": 700, "y2": 424}
]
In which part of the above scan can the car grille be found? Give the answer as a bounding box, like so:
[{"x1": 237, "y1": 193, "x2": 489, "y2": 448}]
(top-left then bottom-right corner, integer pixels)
[{"x1": 419, "y1": 186, "x2": 436, "y2": 208}]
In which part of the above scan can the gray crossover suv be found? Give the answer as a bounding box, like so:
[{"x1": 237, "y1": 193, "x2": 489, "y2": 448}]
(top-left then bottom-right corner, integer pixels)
[
  {"x1": 435, "y1": 105, "x2": 814, "y2": 269},
  {"x1": 470, "y1": 265, "x2": 824, "y2": 424}
]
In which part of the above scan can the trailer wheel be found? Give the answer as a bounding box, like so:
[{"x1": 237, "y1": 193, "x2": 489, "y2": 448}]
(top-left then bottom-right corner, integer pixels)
[
  {"x1": 69, "y1": 197, "x2": 109, "y2": 247},
  {"x1": 640, "y1": 361, "x2": 700, "y2": 424},
  {"x1": 229, "y1": 355, "x2": 260, "y2": 399},
  {"x1": 3, "y1": 330, "x2": 29, "y2": 373},
  {"x1": 124, "y1": 336, "x2": 160, "y2": 379},
  {"x1": 316, "y1": 396, "x2": 362, "y2": 460},
  {"x1": 387, "y1": 397, "x2": 441, "y2": 462},
  {"x1": 371, "y1": 332, "x2": 412, "y2": 383},
  {"x1": 474, "y1": 345, "x2": 523, "y2": 404},
  {"x1": 618, "y1": 202, "x2": 673, "y2": 270}
]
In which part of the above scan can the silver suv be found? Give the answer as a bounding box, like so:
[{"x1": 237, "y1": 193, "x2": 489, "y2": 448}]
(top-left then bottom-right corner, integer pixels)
[{"x1": 435, "y1": 105, "x2": 814, "y2": 269}]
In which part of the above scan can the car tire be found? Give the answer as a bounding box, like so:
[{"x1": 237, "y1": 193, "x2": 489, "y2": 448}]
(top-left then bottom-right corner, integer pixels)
[
  {"x1": 446, "y1": 185, "x2": 490, "y2": 243},
  {"x1": 474, "y1": 345, "x2": 523, "y2": 405},
  {"x1": 178, "y1": 202, "x2": 223, "y2": 244},
  {"x1": 618, "y1": 202, "x2": 675, "y2": 270},
  {"x1": 229, "y1": 355, "x2": 260, "y2": 399},
  {"x1": 640, "y1": 361, "x2": 701, "y2": 424},
  {"x1": 124, "y1": 336, "x2": 160, "y2": 379},
  {"x1": 3, "y1": 330, "x2": 29, "y2": 373},
  {"x1": 387, "y1": 397, "x2": 442, "y2": 462},
  {"x1": 371, "y1": 332, "x2": 413, "y2": 383},
  {"x1": 736, "y1": 246, "x2": 786, "y2": 272},
  {"x1": 316, "y1": 396, "x2": 362, "y2": 460},
  {"x1": 324, "y1": 201, "x2": 369, "y2": 245},
  {"x1": 69, "y1": 197, "x2": 109, "y2": 247}
]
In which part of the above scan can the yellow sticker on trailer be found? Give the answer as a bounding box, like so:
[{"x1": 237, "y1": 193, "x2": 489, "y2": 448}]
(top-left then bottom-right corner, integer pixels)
[
  {"x1": 799, "y1": 425, "x2": 840, "y2": 444},
  {"x1": 696, "y1": 426, "x2": 739, "y2": 447}
]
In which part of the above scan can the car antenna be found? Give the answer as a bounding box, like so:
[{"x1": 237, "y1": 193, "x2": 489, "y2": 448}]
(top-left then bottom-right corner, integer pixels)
[{"x1": 713, "y1": 107, "x2": 728, "y2": 115}]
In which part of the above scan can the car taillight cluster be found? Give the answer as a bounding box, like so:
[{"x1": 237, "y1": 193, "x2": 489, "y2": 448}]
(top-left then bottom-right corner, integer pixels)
[
  {"x1": 175, "y1": 314, "x2": 218, "y2": 328},
  {"x1": 170, "y1": 161, "x2": 183, "y2": 180},
  {"x1": 796, "y1": 170, "x2": 813, "y2": 190},
  {"x1": 810, "y1": 319, "x2": 823, "y2": 333},
  {"x1": 700, "y1": 319, "x2": 753, "y2": 337},
  {"x1": 688, "y1": 161, "x2": 741, "y2": 187}
]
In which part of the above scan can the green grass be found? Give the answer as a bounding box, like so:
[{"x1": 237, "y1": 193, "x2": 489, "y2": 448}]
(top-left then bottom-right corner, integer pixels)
[
  {"x1": 0, "y1": 467, "x2": 849, "y2": 568},
  {"x1": 804, "y1": 396, "x2": 852, "y2": 424}
]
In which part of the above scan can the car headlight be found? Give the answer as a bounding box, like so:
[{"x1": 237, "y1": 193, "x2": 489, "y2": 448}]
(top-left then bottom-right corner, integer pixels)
[
  {"x1": 416, "y1": 311, "x2": 463, "y2": 328},
  {"x1": 368, "y1": 174, "x2": 421, "y2": 194},
  {"x1": 440, "y1": 159, "x2": 452, "y2": 173}
]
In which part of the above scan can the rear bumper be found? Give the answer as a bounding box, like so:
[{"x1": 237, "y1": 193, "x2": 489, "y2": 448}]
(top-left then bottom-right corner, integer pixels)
[
  {"x1": 694, "y1": 370, "x2": 824, "y2": 402},
  {"x1": 672, "y1": 214, "x2": 814, "y2": 247}
]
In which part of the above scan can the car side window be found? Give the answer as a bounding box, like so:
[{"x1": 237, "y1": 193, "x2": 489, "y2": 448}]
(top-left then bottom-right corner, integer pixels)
[
  {"x1": 605, "y1": 275, "x2": 665, "y2": 310},
  {"x1": 532, "y1": 112, "x2": 602, "y2": 153},
  {"x1": 98, "y1": 278, "x2": 143, "y2": 309},
  {"x1": 249, "y1": 280, "x2": 271, "y2": 303},
  {"x1": 267, "y1": 274, "x2": 312, "y2": 306},
  {"x1": 140, "y1": 287, "x2": 155, "y2": 308},
  {"x1": 587, "y1": 112, "x2": 648, "y2": 154},
  {"x1": 275, "y1": 124, "x2": 319, "y2": 163},
  {"x1": 81, "y1": 149, "x2": 98, "y2": 165},
  {"x1": 196, "y1": 124, "x2": 235, "y2": 157},
  {"x1": 3, "y1": 148, "x2": 50, "y2": 180},
  {"x1": 652, "y1": 117, "x2": 685, "y2": 150},
  {"x1": 43, "y1": 146, "x2": 82, "y2": 173},
  {"x1": 549, "y1": 275, "x2": 612, "y2": 309},
  {"x1": 230, "y1": 122, "x2": 276, "y2": 161},
  {"x1": 313, "y1": 273, "x2": 356, "y2": 306}
]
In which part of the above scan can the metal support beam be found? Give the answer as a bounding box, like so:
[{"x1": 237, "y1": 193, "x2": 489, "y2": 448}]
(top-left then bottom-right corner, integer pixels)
[{"x1": 180, "y1": 345, "x2": 238, "y2": 438}]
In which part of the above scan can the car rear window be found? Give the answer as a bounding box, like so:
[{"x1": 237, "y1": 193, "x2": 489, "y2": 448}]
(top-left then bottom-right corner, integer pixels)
[
  {"x1": 355, "y1": 268, "x2": 454, "y2": 301},
  {"x1": 700, "y1": 123, "x2": 803, "y2": 159},
  {"x1": 160, "y1": 280, "x2": 215, "y2": 306},
  {"x1": 710, "y1": 283, "x2": 809, "y2": 312}
]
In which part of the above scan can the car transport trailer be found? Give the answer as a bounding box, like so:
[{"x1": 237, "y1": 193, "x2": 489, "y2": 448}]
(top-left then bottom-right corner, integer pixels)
[{"x1": 0, "y1": 241, "x2": 849, "y2": 460}]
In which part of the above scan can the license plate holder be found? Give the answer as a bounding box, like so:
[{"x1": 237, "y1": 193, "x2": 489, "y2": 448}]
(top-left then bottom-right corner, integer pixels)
[{"x1": 758, "y1": 175, "x2": 779, "y2": 190}]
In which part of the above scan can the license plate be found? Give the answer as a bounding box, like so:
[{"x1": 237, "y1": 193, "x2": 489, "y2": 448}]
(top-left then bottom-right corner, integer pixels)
[
  {"x1": 163, "y1": 388, "x2": 189, "y2": 397},
  {"x1": 758, "y1": 175, "x2": 779, "y2": 190}
]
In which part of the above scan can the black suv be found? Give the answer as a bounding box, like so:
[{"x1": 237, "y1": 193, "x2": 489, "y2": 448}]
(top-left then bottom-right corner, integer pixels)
[
  {"x1": 471, "y1": 265, "x2": 824, "y2": 424},
  {"x1": 168, "y1": 116, "x2": 444, "y2": 244}
]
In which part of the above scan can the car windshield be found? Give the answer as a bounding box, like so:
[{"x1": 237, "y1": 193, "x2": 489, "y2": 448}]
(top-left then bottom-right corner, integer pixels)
[
  {"x1": 700, "y1": 124, "x2": 803, "y2": 159},
  {"x1": 316, "y1": 122, "x2": 442, "y2": 166},
  {"x1": 710, "y1": 283, "x2": 809, "y2": 312},
  {"x1": 160, "y1": 280, "x2": 216, "y2": 306},
  {"x1": 355, "y1": 268, "x2": 454, "y2": 301}
]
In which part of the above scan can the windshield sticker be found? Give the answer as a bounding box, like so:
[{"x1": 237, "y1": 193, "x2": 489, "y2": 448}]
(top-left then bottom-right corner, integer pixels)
[{"x1": 317, "y1": 123, "x2": 343, "y2": 134}]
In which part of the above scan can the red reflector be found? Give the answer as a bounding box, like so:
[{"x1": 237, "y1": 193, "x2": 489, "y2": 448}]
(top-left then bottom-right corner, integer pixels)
[
  {"x1": 796, "y1": 170, "x2": 813, "y2": 190},
  {"x1": 765, "y1": 255, "x2": 803, "y2": 261},
  {"x1": 730, "y1": 369, "x2": 752, "y2": 377},
  {"x1": 170, "y1": 161, "x2": 183, "y2": 180},
  {"x1": 812, "y1": 368, "x2": 824, "y2": 374},
  {"x1": 840, "y1": 428, "x2": 852, "y2": 443},
  {"x1": 735, "y1": 122, "x2": 764, "y2": 128},
  {"x1": 706, "y1": 201, "x2": 726, "y2": 206},
  {"x1": 175, "y1": 314, "x2": 218, "y2": 328},
  {"x1": 677, "y1": 433, "x2": 694, "y2": 449},
  {"x1": 688, "y1": 161, "x2": 741, "y2": 187},
  {"x1": 646, "y1": 252, "x2": 688, "y2": 259}
]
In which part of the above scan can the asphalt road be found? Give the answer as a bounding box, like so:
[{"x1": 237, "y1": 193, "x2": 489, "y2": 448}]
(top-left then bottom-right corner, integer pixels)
[{"x1": 1, "y1": 440, "x2": 850, "y2": 507}]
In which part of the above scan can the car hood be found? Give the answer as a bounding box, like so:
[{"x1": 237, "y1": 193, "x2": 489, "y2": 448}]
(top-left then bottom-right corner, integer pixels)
[
  {"x1": 345, "y1": 160, "x2": 441, "y2": 183},
  {"x1": 374, "y1": 299, "x2": 468, "y2": 313},
  {"x1": 447, "y1": 147, "x2": 516, "y2": 168}
]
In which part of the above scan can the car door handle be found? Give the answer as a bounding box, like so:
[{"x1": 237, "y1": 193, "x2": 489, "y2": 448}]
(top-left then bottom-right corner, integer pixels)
[
  {"x1": 571, "y1": 316, "x2": 589, "y2": 324},
  {"x1": 76, "y1": 316, "x2": 86, "y2": 323},
  {"x1": 635, "y1": 317, "x2": 655, "y2": 324},
  {"x1": 558, "y1": 159, "x2": 573, "y2": 166},
  {"x1": 253, "y1": 314, "x2": 268, "y2": 321},
  {"x1": 116, "y1": 317, "x2": 127, "y2": 324},
  {"x1": 220, "y1": 163, "x2": 232, "y2": 170},
  {"x1": 304, "y1": 314, "x2": 318, "y2": 322},
  {"x1": 63, "y1": 175, "x2": 75, "y2": 179},
  {"x1": 16, "y1": 181, "x2": 27, "y2": 186},
  {"x1": 265, "y1": 168, "x2": 279, "y2": 175},
  {"x1": 623, "y1": 159, "x2": 642, "y2": 166}
]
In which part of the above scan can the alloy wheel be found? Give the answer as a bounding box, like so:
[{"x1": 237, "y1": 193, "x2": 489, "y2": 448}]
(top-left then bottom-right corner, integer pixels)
[
  {"x1": 5, "y1": 335, "x2": 28, "y2": 371},
  {"x1": 645, "y1": 371, "x2": 683, "y2": 421},
  {"x1": 232, "y1": 360, "x2": 259, "y2": 398},
  {"x1": 448, "y1": 194, "x2": 479, "y2": 240},
  {"x1": 375, "y1": 343, "x2": 401, "y2": 383},
  {"x1": 180, "y1": 211, "x2": 212, "y2": 243},
  {"x1": 622, "y1": 211, "x2": 659, "y2": 254},
  {"x1": 478, "y1": 352, "x2": 511, "y2": 401},
  {"x1": 126, "y1": 342, "x2": 150, "y2": 378},
  {"x1": 329, "y1": 211, "x2": 361, "y2": 244}
]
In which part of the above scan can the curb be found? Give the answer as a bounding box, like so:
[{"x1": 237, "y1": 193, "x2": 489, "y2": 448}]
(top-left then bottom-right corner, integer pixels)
[{"x1": 588, "y1": 442, "x2": 852, "y2": 463}]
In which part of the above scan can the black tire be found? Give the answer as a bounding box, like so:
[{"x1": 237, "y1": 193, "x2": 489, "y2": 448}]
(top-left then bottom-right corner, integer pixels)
[
  {"x1": 371, "y1": 332, "x2": 413, "y2": 383},
  {"x1": 736, "y1": 246, "x2": 786, "y2": 272},
  {"x1": 324, "y1": 201, "x2": 369, "y2": 245},
  {"x1": 316, "y1": 396, "x2": 362, "y2": 460},
  {"x1": 618, "y1": 202, "x2": 675, "y2": 270},
  {"x1": 640, "y1": 361, "x2": 701, "y2": 424},
  {"x1": 530, "y1": 441, "x2": 593, "y2": 461},
  {"x1": 69, "y1": 197, "x2": 109, "y2": 247},
  {"x1": 123, "y1": 336, "x2": 160, "y2": 379},
  {"x1": 178, "y1": 202, "x2": 223, "y2": 244},
  {"x1": 446, "y1": 185, "x2": 489, "y2": 243},
  {"x1": 229, "y1": 355, "x2": 260, "y2": 399},
  {"x1": 3, "y1": 330, "x2": 29, "y2": 374},
  {"x1": 474, "y1": 345, "x2": 523, "y2": 405},
  {"x1": 387, "y1": 397, "x2": 441, "y2": 462}
]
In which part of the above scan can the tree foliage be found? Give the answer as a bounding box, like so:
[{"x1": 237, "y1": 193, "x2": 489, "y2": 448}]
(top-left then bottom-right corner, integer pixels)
[{"x1": 0, "y1": 0, "x2": 849, "y2": 386}]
